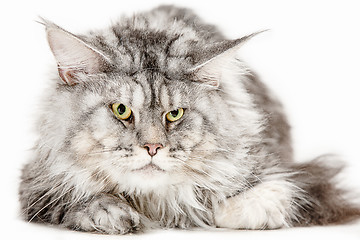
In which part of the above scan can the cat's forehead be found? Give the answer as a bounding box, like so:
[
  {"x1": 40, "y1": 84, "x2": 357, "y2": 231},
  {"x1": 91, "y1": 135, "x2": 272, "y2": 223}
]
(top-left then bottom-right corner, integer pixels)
[
  {"x1": 88, "y1": 24, "x2": 209, "y2": 77},
  {"x1": 105, "y1": 71, "x2": 192, "y2": 110}
]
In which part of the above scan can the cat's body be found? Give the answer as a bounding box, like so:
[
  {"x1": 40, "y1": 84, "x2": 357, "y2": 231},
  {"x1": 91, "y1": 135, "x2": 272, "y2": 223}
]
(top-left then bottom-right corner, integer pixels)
[{"x1": 19, "y1": 6, "x2": 359, "y2": 234}]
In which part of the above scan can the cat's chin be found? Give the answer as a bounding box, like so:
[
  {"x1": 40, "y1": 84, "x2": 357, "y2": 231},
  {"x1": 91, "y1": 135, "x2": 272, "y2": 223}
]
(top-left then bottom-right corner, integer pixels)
[
  {"x1": 118, "y1": 167, "x2": 180, "y2": 194},
  {"x1": 132, "y1": 163, "x2": 165, "y2": 173},
  {"x1": 131, "y1": 164, "x2": 167, "y2": 183}
]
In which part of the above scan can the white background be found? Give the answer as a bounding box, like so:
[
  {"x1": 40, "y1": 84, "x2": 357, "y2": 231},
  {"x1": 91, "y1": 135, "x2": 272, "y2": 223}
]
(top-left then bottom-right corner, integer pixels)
[{"x1": 1, "y1": 0, "x2": 360, "y2": 239}]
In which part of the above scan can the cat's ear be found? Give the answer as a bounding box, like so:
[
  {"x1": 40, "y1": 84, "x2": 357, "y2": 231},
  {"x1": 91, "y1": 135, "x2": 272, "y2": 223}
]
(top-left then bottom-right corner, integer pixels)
[
  {"x1": 40, "y1": 19, "x2": 111, "y2": 85},
  {"x1": 191, "y1": 31, "x2": 265, "y2": 87}
]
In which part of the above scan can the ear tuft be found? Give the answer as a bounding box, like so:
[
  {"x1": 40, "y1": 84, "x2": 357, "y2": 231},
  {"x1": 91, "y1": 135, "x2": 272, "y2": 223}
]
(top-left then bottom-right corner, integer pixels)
[
  {"x1": 191, "y1": 31, "x2": 267, "y2": 87},
  {"x1": 39, "y1": 18, "x2": 111, "y2": 85}
]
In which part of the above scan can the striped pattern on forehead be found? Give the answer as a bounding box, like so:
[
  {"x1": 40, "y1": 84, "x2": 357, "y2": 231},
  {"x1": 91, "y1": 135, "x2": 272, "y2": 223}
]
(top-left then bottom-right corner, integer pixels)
[
  {"x1": 131, "y1": 83, "x2": 146, "y2": 109},
  {"x1": 157, "y1": 79, "x2": 192, "y2": 111},
  {"x1": 132, "y1": 73, "x2": 154, "y2": 109},
  {"x1": 131, "y1": 71, "x2": 186, "y2": 111}
]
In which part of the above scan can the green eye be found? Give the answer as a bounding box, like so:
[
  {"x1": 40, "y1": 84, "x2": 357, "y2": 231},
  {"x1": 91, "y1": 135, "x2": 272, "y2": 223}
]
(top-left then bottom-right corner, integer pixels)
[
  {"x1": 112, "y1": 103, "x2": 132, "y2": 120},
  {"x1": 166, "y1": 108, "x2": 184, "y2": 122}
]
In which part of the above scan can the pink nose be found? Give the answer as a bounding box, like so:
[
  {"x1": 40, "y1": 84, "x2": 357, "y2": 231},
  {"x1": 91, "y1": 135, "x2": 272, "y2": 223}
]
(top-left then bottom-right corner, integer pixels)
[{"x1": 144, "y1": 143, "x2": 163, "y2": 156}]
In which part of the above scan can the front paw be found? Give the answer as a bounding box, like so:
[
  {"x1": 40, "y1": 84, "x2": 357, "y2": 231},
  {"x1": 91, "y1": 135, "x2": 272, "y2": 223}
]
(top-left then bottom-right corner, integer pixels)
[
  {"x1": 68, "y1": 194, "x2": 141, "y2": 234},
  {"x1": 214, "y1": 181, "x2": 295, "y2": 229}
]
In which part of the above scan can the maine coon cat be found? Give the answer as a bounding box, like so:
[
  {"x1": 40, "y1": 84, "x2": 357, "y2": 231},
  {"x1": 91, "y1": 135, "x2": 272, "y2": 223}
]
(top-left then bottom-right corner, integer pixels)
[{"x1": 19, "y1": 5, "x2": 360, "y2": 234}]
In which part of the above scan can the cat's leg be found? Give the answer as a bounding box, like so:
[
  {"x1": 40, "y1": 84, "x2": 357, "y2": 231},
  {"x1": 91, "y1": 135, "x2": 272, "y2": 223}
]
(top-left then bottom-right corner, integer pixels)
[
  {"x1": 213, "y1": 180, "x2": 299, "y2": 229},
  {"x1": 20, "y1": 183, "x2": 142, "y2": 234},
  {"x1": 61, "y1": 193, "x2": 142, "y2": 234},
  {"x1": 20, "y1": 162, "x2": 142, "y2": 234}
]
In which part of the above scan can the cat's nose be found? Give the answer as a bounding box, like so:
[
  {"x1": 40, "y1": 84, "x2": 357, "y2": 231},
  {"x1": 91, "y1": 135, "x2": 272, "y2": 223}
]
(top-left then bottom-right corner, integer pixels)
[{"x1": 144, "y1": 143, "x2": 163, "y2": 157}]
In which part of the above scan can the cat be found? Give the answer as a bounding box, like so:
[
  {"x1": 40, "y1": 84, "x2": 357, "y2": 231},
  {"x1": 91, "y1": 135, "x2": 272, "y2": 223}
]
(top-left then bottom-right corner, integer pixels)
[{"x1": 19, "y1": 5, "x2": 360, "y2": 234}]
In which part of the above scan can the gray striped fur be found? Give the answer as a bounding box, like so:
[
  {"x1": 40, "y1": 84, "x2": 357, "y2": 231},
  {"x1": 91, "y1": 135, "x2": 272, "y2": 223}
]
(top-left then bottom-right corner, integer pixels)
[{"x1": 19, "y1": 5, "x2": 360, "y2": 234}]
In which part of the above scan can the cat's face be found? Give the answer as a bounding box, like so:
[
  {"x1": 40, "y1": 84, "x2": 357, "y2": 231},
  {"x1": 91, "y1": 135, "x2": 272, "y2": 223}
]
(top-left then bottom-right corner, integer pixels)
[
  {"x1": 42, "y1": 20, "x2": 257, "y2": 195},
  {"x1": 58, "y1": 71, "x2": 225, "y2": 194}
]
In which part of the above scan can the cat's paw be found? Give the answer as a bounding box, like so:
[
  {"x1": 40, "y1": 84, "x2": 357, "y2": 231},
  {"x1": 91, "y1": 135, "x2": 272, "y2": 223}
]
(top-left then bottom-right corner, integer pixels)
[
  {"x1": 69, "y1": 194, "x2": 141, "y2": 234},
  {"x1": 214, "y1": 181, "x2": 296, "y2": 229}
]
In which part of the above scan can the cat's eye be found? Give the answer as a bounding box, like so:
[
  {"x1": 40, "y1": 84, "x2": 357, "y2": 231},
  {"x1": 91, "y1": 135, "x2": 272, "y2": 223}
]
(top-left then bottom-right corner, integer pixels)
[
  {"x1": 112, "y1": 103, "x2": 132, "y2": 120},
  {"x1": 166, "y1": 108, "x2": 184, "y2": 122}
]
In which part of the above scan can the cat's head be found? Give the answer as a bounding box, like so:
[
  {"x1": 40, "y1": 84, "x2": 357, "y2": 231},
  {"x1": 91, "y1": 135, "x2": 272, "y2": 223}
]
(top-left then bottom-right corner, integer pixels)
[{"x1": 40, "y1": 20, "x2": 262, "y2": 195}]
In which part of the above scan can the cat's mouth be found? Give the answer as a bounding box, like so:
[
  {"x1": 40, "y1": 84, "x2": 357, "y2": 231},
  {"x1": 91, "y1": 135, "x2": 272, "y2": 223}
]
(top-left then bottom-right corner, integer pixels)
[{"x1": 133, "y1": 163, "x2": 165, "y2": 173}]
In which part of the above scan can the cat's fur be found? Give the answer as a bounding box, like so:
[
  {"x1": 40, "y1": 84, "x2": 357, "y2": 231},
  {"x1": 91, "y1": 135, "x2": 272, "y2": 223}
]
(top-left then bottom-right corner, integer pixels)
[{"x1": 19, "y1": 6, "x2": 360, "y2": 234}]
